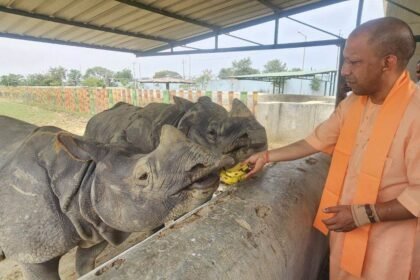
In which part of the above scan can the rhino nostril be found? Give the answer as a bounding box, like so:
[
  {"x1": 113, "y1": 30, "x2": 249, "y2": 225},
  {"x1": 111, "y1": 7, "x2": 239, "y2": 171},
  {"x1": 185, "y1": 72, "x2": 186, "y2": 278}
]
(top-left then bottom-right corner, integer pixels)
[
  {"x1": 188, "y1": 163, "x2": 206, "y2": 173},
  {"x1": 239, "y1": 133, "x2": 249, "y2": 140}
]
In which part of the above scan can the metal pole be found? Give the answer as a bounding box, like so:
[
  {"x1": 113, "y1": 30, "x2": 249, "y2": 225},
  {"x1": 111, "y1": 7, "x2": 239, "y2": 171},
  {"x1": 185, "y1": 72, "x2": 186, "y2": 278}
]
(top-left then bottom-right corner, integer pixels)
[
  {"x1": 335, "y1": 41, "x2": 346, "y2": 106},
  {"x1": 297, "y1": 31, "x2": 307, "y2": 94},
  {"x1": 274, "y1": 18, "x2": 279, "y2": 45},
  {"x1": 356, "y1": 0, "x2": 364, "y2": 26}
]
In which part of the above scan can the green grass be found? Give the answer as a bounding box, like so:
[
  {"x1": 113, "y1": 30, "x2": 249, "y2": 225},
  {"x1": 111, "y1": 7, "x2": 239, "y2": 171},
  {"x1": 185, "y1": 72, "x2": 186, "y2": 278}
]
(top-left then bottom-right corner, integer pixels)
[
  {"x1": 0, "y1": 100, "x2": 60, "y2": 124},
  {"x1": 0, "y1": 99, "x2": 90, "y2": 135}
]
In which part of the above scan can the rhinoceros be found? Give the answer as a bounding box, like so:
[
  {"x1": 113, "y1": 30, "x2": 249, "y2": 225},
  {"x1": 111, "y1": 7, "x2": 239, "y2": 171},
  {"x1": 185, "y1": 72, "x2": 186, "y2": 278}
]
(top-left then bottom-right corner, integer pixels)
[
  {"x1": 84, "y1": 96, "x2": 267, "y2": 163},
  {"x1": 0, "y1": 116, "x2": 233, "y2": 280}
]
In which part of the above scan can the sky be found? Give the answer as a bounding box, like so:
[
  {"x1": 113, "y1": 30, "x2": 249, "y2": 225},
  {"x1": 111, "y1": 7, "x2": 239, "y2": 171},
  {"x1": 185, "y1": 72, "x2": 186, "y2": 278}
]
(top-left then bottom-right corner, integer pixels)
[{"x1": 0, "y1": 0, "x2": 385, "y2": 79}]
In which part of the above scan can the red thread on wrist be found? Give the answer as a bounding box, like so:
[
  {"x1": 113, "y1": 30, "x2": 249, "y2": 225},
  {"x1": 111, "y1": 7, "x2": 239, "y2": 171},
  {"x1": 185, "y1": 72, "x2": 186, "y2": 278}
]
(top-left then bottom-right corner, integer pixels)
[{"x1": 264, "y1": 150, "x2": 269, "y2": 164}]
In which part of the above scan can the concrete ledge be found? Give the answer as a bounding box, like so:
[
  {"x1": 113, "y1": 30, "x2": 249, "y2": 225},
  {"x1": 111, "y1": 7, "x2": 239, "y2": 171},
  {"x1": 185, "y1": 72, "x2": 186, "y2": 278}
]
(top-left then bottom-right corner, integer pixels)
[
  {"x1": 258, "y1": 94, "x2": 335, "y2": 103},
  {"x1": 81, "y1": 154, "x2": 330, "y2": 280}
]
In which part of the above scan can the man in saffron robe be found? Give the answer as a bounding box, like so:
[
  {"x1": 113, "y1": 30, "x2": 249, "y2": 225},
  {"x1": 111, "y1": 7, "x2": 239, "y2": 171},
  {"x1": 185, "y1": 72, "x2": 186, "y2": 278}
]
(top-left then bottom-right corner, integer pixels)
[{"x1": 245, "y1": 17, "x2": 419, "y2": 280}]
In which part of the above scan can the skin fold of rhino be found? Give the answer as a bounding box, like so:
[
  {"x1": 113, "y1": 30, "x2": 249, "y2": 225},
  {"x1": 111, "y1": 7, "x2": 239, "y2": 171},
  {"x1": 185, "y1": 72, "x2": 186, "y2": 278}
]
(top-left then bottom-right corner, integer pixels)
[
  {"x1": 0, "y1": 116, "x2": 233, "y2": 280},
  {"x1": 84, "y1": 96, "x2": 268, "y2": 163}
]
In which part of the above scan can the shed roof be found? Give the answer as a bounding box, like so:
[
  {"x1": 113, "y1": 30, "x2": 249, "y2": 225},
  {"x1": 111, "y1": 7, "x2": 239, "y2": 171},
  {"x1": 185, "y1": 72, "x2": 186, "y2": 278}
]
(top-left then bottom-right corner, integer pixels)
[{"x1": 0, "y1": 0, "x2": 347, "y2": 56}]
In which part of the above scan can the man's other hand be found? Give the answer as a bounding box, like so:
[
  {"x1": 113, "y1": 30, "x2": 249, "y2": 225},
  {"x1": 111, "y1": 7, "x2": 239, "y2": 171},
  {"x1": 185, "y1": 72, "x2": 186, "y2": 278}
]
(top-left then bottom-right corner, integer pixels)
[{"x1": 322, "y1": 205, "x2": 357, "y2": 232}]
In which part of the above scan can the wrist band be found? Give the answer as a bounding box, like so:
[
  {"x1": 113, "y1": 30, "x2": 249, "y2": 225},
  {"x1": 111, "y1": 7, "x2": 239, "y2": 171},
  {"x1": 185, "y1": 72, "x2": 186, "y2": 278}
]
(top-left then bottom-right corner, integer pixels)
[
  {"x1": 351, "y1": 204, "x2": 371, "y2": 227},
  {"x1": 364, "y1": 204, "x2": 377, "y2": 223},
  {"x1": 370, "y1": 204, "x2": 381, "y2": 222}
]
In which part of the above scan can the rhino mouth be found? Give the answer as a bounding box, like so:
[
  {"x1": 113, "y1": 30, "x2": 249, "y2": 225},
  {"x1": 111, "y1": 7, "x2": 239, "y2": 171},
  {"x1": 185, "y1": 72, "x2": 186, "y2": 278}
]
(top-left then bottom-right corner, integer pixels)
[
  {"x1": 188, "y1": 173, "x2": 219, "y2": 190},
  {"x1": 172, "y1": 173, "x2": 220, "y2": 197},
  {"x1": 225, "y1": 134, "x2": 267, "y2": 156}
]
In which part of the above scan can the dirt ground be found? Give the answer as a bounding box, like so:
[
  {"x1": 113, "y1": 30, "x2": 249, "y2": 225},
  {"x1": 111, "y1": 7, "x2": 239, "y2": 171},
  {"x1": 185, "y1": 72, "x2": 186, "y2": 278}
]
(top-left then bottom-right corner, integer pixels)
[{"x1": 0, "y1": 99, "x2": 286, "y2": 280}]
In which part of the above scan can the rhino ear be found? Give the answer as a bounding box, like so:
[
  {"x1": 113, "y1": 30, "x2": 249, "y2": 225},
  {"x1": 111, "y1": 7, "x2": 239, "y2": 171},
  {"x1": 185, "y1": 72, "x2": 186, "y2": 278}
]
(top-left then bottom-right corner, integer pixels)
[
  {"x1": 57, "y1": 133, "x2": 102, "y2": 161},
  {"x1": 230, "y1": 98, "x2": 253, "y2": 118},
  {"x1": 173, "y1": 96, "x2": 194, "y2": 112},
  {"x1": 159, "y1": 125, "x2": 187, "y2": 145},
  {"x1": 197, "y1": 96, "x2": 212, "y2": 104}
]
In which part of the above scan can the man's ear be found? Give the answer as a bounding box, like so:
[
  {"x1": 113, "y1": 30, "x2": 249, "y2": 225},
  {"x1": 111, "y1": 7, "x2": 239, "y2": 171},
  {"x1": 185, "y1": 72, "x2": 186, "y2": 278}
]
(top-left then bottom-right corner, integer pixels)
[
  {"x1": 383, "y1": 54, "x2": 398, "y2": 72},
  {"x1": 57, "y1": 133, "x2": 103, "y2": 161}
]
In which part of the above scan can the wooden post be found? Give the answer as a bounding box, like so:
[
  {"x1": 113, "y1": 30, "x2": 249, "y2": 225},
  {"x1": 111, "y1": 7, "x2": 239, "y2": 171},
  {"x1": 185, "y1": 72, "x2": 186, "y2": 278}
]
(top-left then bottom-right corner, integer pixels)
[
  {"x1": 252, "y1": 91, "x2": 258, "y2": 115},
  {"x1": 163, "y1": 90, "x2": 170, "y2": 104},
  {"x1": 228, "y1": 91, "x2": 234, "y2": 109},
  {"x1": 217, "y1": 91, "x2": 223, "y2": 106}
]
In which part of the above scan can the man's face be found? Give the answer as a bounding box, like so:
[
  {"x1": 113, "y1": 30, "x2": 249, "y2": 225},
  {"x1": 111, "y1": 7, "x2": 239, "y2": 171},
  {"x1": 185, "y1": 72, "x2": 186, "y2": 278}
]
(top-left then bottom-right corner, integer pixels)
[
  {"x1": 416, "y1": 63, "x2": 420, "y2": 82},
  {"x1": 341, "y1": 33, "x2": 384, "y2": 96}
]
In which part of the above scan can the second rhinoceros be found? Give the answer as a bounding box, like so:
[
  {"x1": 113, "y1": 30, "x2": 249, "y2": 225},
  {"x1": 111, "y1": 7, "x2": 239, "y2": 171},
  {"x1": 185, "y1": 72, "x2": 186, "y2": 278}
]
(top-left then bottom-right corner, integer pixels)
[
  {"x1": 84, "y1": 96, "x2": 267, "y2": 163},
  {"x1": 0, "y1": 116, "x2": 233, "y2": 280}
]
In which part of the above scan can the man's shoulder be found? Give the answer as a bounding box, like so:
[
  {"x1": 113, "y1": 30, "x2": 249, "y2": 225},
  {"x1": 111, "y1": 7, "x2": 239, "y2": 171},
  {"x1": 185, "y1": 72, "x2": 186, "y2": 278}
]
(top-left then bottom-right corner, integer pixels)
[
  {"x1": 409, "y1": 84, "x2": 420, "y2": 108},
  {"x1": 404, "y1": 85, "x2": 420, "y2": 124}
]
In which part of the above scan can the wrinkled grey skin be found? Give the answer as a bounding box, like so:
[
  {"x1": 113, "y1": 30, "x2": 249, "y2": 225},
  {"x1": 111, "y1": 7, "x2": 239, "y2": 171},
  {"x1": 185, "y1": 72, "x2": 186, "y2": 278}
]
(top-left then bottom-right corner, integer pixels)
[
  {"x1": 84, "y1": 96, "x2": 268, "y2": 163},
  {"x1": 0, "y1": 116, "x2": 233, "y2": 280}
]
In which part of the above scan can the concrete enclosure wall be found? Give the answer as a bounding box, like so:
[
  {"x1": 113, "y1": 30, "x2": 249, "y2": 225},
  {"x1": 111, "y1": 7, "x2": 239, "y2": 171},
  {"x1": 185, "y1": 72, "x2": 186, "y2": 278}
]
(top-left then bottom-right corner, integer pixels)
[
  {"x1": 255, "y1": 98, "x2": 334, "y2": 144},
  {"x1": 81, "y1": 154, "x2": 330, "y2": 280}
]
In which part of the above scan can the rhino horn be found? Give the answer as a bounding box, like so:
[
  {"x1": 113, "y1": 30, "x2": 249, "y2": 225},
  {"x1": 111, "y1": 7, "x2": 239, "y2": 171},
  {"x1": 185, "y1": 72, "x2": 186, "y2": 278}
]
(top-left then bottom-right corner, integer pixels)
[
  {"x1": 57, "y1": 132, "x2": 102, "y2": 161},
  {"x1": 173, "y1": 96, "x2": 194, "y2": 112},
  {"x1": 159, "y1": 125, "x2": 187, "y2": 145},
  {"x1": 230, "y1": 98, "x2": 253, "y2": 118}
]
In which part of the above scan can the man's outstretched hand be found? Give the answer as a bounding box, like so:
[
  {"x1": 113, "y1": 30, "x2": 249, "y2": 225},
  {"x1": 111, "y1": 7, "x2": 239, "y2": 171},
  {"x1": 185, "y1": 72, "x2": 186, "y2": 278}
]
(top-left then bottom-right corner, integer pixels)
[{"x1": 243, "y1": 151, "x2": 268, "y2": 179}]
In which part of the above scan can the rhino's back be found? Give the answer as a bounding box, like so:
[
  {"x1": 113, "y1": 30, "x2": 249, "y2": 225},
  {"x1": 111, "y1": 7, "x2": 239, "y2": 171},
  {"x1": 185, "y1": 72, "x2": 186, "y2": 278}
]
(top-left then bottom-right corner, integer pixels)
[
  {"x1": 84, "y1": 102, "x2": 176, "y2": 152},
  {"x1": 84, "y1": 102, "x2": 140, "y2": 142},
  {"x1": 0, "y1": 116, "x2": 37, "y2": 169},
  {"x1": 0, "y1": 126, "x2": 79, "y2": 263}
]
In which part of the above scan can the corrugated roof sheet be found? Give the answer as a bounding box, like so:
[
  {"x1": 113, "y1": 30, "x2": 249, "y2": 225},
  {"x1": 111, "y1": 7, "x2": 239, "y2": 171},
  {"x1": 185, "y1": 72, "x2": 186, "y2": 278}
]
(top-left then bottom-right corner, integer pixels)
[{"x1": 0, "y1": 0, "x2": 344, "y2": 55}]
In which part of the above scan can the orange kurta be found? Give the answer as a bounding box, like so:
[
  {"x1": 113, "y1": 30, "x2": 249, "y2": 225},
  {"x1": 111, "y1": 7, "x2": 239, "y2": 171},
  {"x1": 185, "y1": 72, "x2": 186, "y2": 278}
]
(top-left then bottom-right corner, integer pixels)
[{"x1": 306, "y1": 83, "x2": 420, "y2": 279}]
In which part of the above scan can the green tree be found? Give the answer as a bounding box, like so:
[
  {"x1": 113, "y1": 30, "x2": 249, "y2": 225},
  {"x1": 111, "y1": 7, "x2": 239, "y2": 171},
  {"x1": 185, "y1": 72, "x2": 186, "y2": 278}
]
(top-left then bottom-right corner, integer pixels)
[
  {"x1": 194, "y1": 69, "x2": 214, "y2": 89},
  {"x1": 218, "y1": 57, "x2": 259, "y2": 79},
  {"x1": 84, "y1": 66, "x2": 115, "y2": 87},
  {"x1": 289, "y1": 67, "x2": 302, "y2": 72},
  {"x1": 67, "y1": 69, "x2": 82, "y2": 86},
  {"x1": 218, "y1": 67, "x2": 234, "y2": 79},
  {"x1": 26, "y1": 74, "x2": 49, "y2": 86},
  {"x1": 114, "y1": 68, "x2": 133, "y2": 86},
  {"x1": 231, "y1": 57, "x2": 259, "y2": 75},
  {"x1": 82, "y1": 77, "x2": 105, "y2": 87},
  {"x1": 0, "y1": 74, "x2": 24, "y2": 86},
  {"x1": 153, "y1": 70, "x2": 182, "y2": 79},
  {"x1": 46, "y1": 66, "x2": 67, "y2": 86},
  {"x1": 263, "y1": 59, "x2": 287, "y2": 73},
  {"x1": 310, "y1": 76, "x2": 321, "y2": 91}
]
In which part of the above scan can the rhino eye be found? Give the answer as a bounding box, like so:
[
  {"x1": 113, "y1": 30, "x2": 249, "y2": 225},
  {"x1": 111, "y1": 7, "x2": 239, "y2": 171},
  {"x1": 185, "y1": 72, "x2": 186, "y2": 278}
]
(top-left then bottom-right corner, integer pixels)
[
  {"x1": 207, "y1": 129, "x2": 217, "y2": 141},
  {"x1": 138, "y1": 173, "x2": 148, "y2": 180}
]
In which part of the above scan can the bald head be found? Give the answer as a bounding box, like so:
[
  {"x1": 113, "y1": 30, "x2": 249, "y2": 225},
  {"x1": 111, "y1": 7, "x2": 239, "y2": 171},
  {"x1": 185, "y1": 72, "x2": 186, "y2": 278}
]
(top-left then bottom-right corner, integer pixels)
[{"x1": 349, "y1": 17, "x2": 416, "y2": 70}]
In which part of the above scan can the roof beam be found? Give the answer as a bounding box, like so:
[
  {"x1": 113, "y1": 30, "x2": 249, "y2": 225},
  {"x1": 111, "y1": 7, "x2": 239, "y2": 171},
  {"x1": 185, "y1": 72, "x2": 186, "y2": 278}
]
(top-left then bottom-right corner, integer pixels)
[
  {"x1": 258, "y1": 0, "x2": 342, "y2": 39},
  {"x1": 140, "y1": 0, "x2": 348, "y2": 54},
  {"x1": 0, "y1": 32, "x2": 137, "y2": 54},
  {"x1": 285, "y1": 16, "x2": 343, "y2": 39},
  {"x1": 385, "y1": 0, "x2": 420, "y2": 16},
  {"x1": 225, "y1": 33, "x2": 264, "y2": 46},
  {"x1": 137, "y1": 38, "x2": 344, "y2": 57},
  {"x1": 115, "y1": 0, "x2": 219, "y2": 30},
  {"x1": 0, "y1": 5, "x2": 173, "y2": 43}
]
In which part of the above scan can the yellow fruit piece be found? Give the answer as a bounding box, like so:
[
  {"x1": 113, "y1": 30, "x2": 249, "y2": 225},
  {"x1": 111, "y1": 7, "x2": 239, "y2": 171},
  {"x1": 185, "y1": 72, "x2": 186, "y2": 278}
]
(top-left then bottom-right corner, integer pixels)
[{"x1": 220, "y1": 163, "x2": 251, "y2": 185}]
